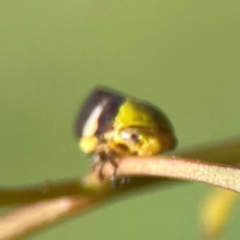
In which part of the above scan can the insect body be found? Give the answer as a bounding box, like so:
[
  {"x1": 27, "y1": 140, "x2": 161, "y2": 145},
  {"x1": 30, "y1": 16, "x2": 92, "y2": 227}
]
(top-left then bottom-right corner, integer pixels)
[{"x1": 75, "y1": 87, "x2": 177, "y2": 180}]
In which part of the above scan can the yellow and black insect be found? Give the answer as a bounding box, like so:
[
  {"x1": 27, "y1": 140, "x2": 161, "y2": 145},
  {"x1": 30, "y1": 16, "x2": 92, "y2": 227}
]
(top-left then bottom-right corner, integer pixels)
[{"x1": 75, "y1": 86, "x2": 177, "y2": 180}]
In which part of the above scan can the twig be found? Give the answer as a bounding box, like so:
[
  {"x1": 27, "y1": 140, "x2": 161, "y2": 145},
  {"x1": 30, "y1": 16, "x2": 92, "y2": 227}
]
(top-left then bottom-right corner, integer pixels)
[
  {"x1": 1, "y1": 155, "x2": 240, "y2": 239},
  {"x1": 1, "y1": 136, "x2": 240, "y2": 240}
]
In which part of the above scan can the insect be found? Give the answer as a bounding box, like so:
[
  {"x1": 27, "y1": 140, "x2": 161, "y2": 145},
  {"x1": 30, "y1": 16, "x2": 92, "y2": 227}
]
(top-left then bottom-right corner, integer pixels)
[{"x1": 75, "y1": 86, "x2": 177, "y2": 182}]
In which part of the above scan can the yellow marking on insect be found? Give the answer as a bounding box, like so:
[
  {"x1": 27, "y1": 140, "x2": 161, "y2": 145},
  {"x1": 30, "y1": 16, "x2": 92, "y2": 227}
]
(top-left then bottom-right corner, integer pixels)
[
  {"x1": 115, "y1": 99, "x2": 158, "y2": 128},
  {"x1": 79, "y1": 136, "x2": 98, "y2": 154}
]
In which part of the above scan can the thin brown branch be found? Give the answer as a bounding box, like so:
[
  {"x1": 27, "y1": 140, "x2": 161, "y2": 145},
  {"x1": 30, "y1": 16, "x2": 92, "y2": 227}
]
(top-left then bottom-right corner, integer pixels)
[
  {"x1": 0, "y1": 179, "x2": 89, "y2": 206},
  {"x1": 1, "y1": 136, "x2": 240, "y2": 240},
  {"x1": 1, "y1": 136, "x2": 240, "y2": 207},
  {"x1": 1, "y1": 154, "x2": 240, "y2": 239},
  {"x1": 0, "y1": 177, "x2": 170, "y2": 240},
  {"x1": 114, "y1": 156, "x2": 240, "y2": 192},
  {"x1": 0, "y1": 196, "x2": 97, "y2": 240}
]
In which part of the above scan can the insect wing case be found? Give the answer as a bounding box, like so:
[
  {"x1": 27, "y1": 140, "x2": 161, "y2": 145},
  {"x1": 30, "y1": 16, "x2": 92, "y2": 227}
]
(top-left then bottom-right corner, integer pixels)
[
  {"x1": 75, "y1": 87, "x2": 177, "y2": 155},
  {"x1": 75, "y1": 88, "x2": 125, "y2": 140}
]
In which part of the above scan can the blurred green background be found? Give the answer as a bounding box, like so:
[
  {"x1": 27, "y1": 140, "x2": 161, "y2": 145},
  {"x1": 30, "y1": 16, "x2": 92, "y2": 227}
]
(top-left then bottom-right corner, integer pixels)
[{"x1": 1, "y1": 1, "x2": 240, "y2": 239}]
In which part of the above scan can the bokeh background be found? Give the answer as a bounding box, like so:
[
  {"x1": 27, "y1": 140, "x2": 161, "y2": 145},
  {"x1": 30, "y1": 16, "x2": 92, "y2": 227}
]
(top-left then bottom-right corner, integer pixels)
[{"x1": 1, "y1": 1, "x2": 240, "y2": 239}]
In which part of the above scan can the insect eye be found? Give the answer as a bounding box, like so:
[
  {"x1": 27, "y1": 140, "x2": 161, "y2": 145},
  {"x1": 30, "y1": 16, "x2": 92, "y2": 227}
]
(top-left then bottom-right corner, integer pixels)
[
  {"x1": 130, "y1": 132, "x2": 139, "y2": 143},
  {"x1": 120, "y1": 129, "x2": 139, "y2": 144}
]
